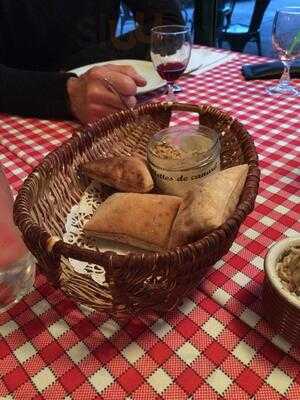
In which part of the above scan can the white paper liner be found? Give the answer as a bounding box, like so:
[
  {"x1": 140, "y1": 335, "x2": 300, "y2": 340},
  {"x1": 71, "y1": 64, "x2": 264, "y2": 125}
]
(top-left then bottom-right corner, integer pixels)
[{"x1": 63, "y1": 182, "x2": 139, "y2": 286}]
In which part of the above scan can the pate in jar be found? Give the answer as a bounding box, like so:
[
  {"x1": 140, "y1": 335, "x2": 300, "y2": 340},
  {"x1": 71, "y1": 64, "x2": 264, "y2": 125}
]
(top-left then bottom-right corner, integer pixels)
[{"x1": 147, "y1": 124, "x2": 220, "y2": 196}]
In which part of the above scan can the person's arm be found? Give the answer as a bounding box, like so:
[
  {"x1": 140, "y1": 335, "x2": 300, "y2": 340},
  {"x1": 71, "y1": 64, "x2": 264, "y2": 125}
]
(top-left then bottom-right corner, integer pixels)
[
  {"x1": 0, "y1": 63, "x2": 146, "y2": 124},
  {"x1": 0, "y1": 64, "x2": 76, "y2": 119}
]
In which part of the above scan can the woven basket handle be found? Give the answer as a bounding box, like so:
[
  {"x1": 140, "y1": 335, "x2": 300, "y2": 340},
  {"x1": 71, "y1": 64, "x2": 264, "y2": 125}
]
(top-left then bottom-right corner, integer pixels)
[
  {"x1": 170, "y1": 103, "x2": 203, "y2": 113},
  {"x1": 170, "y1": 102, "x2": 233, "y2": 131},
  {"x1": 46, "y1": 235, "x2": 122, "y2": 267}
]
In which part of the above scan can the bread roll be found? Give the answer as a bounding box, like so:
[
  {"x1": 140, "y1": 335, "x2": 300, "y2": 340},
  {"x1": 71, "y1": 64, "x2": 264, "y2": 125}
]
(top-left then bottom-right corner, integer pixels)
[
  {"x1": 168, "y1": 164, "x2": 249, "y2": 248},
  {"x1": 80, "y1": 156, "x2": 154, "y2": 193},
  {"x1": 84, "y1": 193, "x2": 182, "y2": 251}
]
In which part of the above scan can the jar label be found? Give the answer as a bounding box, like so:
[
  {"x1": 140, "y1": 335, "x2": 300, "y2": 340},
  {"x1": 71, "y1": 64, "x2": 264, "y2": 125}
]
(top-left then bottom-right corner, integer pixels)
[{"x1": 150, "y1": 158, "x2": 220, "y2": 196}]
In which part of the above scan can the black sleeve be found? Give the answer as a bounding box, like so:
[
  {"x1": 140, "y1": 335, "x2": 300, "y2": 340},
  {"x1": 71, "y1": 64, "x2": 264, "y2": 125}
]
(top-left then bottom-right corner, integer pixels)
[
  {"x1": 60, "y1": 0, "x2": 185, "y2": 70},
  {"x1": 125, "y1": 0, "x2": 184, "y2": 31},
  {"x1": 0, "y1": 64, "x2": 77, "y2": 119}
]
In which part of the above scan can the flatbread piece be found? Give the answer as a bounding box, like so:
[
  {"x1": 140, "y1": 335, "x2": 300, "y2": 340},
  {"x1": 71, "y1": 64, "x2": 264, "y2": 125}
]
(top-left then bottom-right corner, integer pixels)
[
  {"x1": 84, "y1": 193, "x2": 182, "y2": 251},
  {"x1": 80, "y1": 156, "x2": 154, "y2": 193},
  {"x1": 168, "y1": 164, "x2": 249, "y2": 248}
]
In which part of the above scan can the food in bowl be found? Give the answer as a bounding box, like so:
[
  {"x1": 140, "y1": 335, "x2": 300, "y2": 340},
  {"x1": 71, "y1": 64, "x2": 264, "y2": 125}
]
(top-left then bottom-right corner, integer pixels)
[
  {"x1": 80, "y1": 156, "x2": 154, "y2": 193},
  {"x1": 147, "y1": 124, "x2": 221, "y2": 197},
  {"x1": 276, "y1": 246, "x2": 300, "y2": 294},
  {"x1": 264, "y1": 237, "x2": 300, "y2": 305}
]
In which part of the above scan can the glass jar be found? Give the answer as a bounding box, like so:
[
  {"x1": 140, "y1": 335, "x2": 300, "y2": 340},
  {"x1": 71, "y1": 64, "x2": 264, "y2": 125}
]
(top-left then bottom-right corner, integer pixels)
[
  {"x1": 0, "y1": 166, "x2": 36, "y2": 313},
  {"x1": 147, "y1": 124, "x2": 221, "y2": 196}
]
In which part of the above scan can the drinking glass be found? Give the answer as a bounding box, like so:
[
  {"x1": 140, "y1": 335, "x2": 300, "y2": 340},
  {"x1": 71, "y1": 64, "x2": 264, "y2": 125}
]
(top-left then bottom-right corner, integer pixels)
[
  {"x1": 151, "y1": 25, "x2": 192, "y2": 101},
  {"x1": 0, "y1": 166, "x2": 35, "y2": 312},
  {"x1": 268, "y1": 7, "x2": 300, "y2": 96}
]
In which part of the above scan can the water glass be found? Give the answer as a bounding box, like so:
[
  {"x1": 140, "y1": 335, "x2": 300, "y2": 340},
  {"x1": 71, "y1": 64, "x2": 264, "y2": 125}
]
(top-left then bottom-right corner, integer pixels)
[{"x1": 0, "y1": 166, "x2": 36, "y2": 312}]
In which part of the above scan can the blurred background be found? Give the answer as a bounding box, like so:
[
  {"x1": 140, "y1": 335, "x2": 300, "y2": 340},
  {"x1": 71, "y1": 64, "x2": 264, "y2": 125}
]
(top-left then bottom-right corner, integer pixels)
[{"x1": 117, "y1": 0, "x2": 300, "y2": 58}]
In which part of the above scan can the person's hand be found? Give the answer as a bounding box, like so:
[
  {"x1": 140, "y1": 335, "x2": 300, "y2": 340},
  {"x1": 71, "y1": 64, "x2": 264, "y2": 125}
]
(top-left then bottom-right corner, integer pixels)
[{"x1": 67, "y1": 64, "x2": 146, "y2": 124}]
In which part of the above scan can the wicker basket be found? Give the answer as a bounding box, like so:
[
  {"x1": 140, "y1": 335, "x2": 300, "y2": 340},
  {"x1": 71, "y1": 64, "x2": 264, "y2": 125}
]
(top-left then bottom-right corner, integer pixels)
[{"x1": 14, "y1": 102, "x2": 260, "y2": 317}]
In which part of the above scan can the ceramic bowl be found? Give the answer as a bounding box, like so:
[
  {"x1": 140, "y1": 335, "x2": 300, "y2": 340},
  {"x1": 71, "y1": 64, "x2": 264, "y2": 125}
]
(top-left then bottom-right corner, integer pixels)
[{"x1": 263, "y1": 236, "x2": 300, "y2": 343}]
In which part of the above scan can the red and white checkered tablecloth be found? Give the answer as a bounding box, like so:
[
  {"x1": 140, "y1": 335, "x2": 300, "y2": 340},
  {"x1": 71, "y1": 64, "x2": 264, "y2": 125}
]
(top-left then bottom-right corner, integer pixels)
[
  {"x1": 0, "y1": 144, "x2": 32, "y2": 196},
  {"x1": 0, "y1": 48, "x2": 300, "y2": 399},
  {"x1": 2, "y1": 273, "x2": 300, "y2": 400}
]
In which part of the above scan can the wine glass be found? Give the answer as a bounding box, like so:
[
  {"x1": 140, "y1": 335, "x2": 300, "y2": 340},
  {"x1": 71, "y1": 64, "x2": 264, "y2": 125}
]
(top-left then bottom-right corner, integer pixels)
[
  {"x1": 151, "y1": 25, "x2": 192, "y2": 101},
  {"x1": 268, "y1": 7, "x2": 300, "y2": 96}
]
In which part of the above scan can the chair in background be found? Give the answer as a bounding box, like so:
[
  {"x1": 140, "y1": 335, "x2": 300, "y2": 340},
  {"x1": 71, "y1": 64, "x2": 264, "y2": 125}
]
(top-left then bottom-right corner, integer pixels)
[
  {"x1": 216, "y1": 0, "x2": 236, "y2": 33},
  {"x1": 217, "y1": 0, "x2": 271, "y2": 55}
]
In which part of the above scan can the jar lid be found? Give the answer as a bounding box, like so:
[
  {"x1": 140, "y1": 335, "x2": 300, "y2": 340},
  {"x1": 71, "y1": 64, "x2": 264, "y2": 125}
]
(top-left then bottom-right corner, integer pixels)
[{"x1": 147, "y1": 124, "x2": 219, "y2": 169}]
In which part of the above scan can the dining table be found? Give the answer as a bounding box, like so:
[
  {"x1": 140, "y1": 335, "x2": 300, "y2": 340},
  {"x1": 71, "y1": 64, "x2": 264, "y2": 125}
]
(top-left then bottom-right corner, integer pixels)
[{"x1": 0, "y1": 47, "x2": 300, "y2": 400}]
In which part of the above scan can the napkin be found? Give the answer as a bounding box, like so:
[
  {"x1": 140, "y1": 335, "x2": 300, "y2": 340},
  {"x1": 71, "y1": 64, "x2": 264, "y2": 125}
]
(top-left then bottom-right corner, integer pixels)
[
  {"x1": 242, "y1": 60, "x2": 300, "y2": 80},
  {"x1": 186, "y1": 48, "x2": 237, "y2": 75}
]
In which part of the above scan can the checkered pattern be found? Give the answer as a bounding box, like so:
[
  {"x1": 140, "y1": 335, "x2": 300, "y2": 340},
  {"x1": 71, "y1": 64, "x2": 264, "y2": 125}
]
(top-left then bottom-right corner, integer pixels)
[
  {"x1": 2, "y1": 277, "x2": 300, "y2": 399},
  {"x1": 0, "y1": 116, "x2": 78, "y2": 167},
  {"x1": 0, "y1": 48, "x2": 300, "y2": 398},
  {"x1": 0, "y1": 144, "x2": 32, "y2": 196}
]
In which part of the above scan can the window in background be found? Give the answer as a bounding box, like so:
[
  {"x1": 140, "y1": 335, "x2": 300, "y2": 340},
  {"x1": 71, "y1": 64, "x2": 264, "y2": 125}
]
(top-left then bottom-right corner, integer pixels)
[
  {"x1": 217, "y1": 0, "x2": 300, "y2": 57},
  {"x1": 181, "y1": 0, "x2": 195, "y2": 36},
  {"x1": 116, "y1": 2, "x2": 136, "y2": 36}
]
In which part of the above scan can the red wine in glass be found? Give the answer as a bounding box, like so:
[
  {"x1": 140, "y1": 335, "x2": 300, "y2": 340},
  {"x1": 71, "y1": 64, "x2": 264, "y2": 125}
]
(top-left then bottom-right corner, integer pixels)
[
  {"x1": 156, "y1": 61, "x2": 187, "y2": 83},
  {"x1": 151, "y1": 25, "x2": 191, "y2": 101}
]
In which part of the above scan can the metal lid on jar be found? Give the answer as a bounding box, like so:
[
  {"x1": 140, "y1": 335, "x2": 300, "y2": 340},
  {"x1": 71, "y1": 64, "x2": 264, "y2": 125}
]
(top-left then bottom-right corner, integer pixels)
[{"x1": 147, "y1": 124, "x2": 220, "y2": 170}]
